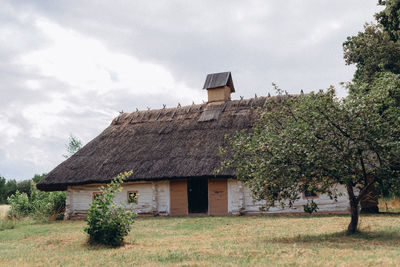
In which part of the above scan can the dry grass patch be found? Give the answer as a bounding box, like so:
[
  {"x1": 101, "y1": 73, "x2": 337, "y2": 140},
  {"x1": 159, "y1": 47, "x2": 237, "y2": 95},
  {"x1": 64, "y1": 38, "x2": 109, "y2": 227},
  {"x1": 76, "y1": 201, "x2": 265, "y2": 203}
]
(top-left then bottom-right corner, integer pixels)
[
  {"x1": 0, "y1": 205, "x2": 10, "y2": 218},
  {"x1": 379, "y1": 197, "x2": 400, "y2": 212},
  {"x1": 0, "y1": 215, "x2": 400, "y2": 266}
]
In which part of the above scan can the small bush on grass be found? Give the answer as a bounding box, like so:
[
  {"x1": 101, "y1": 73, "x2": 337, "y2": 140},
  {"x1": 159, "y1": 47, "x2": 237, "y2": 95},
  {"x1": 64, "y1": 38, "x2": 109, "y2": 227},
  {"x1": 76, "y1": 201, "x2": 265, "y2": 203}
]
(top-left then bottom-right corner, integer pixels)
[
  {"x1": 8, "y1": 181, "x2": 66, "y2": 222},
  {"x1": 84, "y1": 171, "x2": 136, "y2": 247}
]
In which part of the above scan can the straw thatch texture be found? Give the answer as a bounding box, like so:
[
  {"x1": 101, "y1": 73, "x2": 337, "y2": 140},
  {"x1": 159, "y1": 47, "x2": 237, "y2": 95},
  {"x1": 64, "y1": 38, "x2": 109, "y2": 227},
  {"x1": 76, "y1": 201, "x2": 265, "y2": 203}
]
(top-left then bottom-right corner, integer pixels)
[{"x1": 37, "y1": 96, "x2": 286, "y2": 191}]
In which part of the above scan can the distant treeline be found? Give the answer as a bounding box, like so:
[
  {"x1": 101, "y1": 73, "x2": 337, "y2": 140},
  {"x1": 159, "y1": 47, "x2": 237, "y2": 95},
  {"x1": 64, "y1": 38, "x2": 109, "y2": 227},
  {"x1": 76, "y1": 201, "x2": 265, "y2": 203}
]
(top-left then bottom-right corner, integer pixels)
[{"x1": 0, "y1": 174, "x2": 46, "y2": 204}]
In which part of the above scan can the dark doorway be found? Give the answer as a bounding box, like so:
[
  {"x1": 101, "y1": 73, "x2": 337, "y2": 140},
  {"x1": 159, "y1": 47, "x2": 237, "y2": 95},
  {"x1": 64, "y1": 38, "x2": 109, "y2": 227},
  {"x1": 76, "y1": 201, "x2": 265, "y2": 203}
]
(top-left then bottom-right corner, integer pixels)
[{"x1": 187, "y1": 178, "x2": 208, "y2": 213}]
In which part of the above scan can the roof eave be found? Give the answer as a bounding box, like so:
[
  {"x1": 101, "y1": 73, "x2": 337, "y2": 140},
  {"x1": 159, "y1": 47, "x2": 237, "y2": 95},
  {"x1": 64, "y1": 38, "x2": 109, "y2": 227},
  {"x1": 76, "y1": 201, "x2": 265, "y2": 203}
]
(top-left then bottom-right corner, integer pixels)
[{"x1": 37, "y1": 175, "x2": 236, "y2": 191}]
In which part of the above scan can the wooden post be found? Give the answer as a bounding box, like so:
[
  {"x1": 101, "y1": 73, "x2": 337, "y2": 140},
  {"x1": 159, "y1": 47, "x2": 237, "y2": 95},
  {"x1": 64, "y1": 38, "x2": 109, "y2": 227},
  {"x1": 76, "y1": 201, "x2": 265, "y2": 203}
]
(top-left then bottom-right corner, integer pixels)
[{"x1": 152, "y1": 182, "x2": 158, "y2": 215}]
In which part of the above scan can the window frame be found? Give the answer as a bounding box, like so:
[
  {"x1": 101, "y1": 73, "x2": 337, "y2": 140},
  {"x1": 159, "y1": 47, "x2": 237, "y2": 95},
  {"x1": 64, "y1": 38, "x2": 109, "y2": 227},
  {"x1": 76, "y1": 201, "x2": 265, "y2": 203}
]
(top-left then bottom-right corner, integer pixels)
[
  {"x1": 92, "y1": 192, "x2": 103, "y2": 202},
  {"x1": 127, "y1": 190, "x2": 138, "y2": 204}
]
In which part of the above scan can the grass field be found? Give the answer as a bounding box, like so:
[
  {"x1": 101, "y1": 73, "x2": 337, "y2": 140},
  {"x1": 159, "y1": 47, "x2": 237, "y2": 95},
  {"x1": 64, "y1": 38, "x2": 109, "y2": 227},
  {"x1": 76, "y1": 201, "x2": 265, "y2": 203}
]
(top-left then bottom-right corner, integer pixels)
[{"x1": 0, "y1": 214, "x2": 400, "y2": 266}]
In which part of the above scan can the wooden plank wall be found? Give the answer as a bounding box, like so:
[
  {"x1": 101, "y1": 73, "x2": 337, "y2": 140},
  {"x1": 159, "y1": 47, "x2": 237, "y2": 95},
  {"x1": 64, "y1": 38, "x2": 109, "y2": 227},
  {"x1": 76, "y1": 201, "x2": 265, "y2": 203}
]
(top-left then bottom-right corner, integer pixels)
[
  {"x1": 65, "y1": 181, "x2": 170, "y2": 218},
  {"x1": 64, "y1": 178, "x2": 350, "y2": 219},
  {"x1": 169, "y1": 179, "x2": 188, "y2": 216},
  {"x1": 227, "y1": 179, "x2": 350, "y2": 215},
  {"x1": 208, "y1": 178, "x2": 228, "y2": 216}
]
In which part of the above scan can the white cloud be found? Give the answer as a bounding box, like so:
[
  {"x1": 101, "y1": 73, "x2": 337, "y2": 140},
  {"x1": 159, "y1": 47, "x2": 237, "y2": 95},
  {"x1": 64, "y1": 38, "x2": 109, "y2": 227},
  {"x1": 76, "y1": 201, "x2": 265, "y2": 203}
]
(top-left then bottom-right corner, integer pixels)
[
  {"x1": 21, "y1": 18, "x2": 202, "y2": 100},
  {"x1": 301, "y1": 21, "x2": 343, "y2": 46},
  {"x1": 25, "y1": 79, "x2": 42, "y2": 91},
  {"x1": 0, "y1": 115, "x2": 21, "y2": 144},
  {"x1": 1, "y1": 15, "x2": 203, "y2": 180}
]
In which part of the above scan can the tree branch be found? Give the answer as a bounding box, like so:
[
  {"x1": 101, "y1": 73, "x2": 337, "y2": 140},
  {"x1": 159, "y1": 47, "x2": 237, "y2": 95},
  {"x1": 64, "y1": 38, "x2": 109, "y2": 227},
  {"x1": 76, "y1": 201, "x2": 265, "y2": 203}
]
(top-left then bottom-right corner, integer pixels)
[
  {"x1": 316, "y1": 107, "x2": 354, "y2": 141},
  {"x1": 356, "y1": 177, "x2": 376, "y2": 203},
  {"x1": 359, "y1": 151, "x2": 369, "y2": 185}
]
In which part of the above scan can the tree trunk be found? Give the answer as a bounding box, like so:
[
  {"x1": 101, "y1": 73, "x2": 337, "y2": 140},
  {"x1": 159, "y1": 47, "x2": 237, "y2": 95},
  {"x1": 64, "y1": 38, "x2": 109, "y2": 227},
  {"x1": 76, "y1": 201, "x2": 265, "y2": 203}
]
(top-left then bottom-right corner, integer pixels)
[
  {"x1": 348, "y1": 200, "x2": 359, "y2": 234},
  {"x1": 346, "y1": 184, "x2": 359, "y2": 234}
]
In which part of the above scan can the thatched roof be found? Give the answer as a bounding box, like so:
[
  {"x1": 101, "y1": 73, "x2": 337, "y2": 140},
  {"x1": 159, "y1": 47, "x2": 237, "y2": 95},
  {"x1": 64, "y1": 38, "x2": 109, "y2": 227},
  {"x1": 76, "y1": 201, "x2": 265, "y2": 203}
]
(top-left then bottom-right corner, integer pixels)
[{"x1": 37, "y1": 96, "x2": 287, "y2": 191}]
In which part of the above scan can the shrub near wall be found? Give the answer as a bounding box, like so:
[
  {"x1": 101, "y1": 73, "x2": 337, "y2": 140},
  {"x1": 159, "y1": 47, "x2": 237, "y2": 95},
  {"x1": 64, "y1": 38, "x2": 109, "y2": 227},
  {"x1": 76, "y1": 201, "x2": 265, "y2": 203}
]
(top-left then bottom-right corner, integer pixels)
[
  {"x1": 8, "y1": 181, "x2": 66, "y2": 221},
  {"x1": 84, "y1": 171, "x2": 136, "y2": 247}
]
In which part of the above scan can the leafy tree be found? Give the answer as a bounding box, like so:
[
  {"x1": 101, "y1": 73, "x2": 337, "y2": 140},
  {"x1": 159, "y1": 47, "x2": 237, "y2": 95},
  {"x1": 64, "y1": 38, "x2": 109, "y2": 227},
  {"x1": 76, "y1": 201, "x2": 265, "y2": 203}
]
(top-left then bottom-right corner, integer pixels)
[
  {"x1": 349, "y1": 73, "x2": 400, "y2": 201},
  {"x1": 0, "y1": 177, "x2": 6, "y2": 204},
  {"x1": 4, "y1": 179, "x2": 17, "y2": 202},
  {"x1": 343, "y1": 24, "x2": 400, "y2": 85},
  {"x1": 0, "y1": 177, "x2": 17, "y2": 204},
  {"x1": 375, "y1": 0, "x2": 400, "y2": 41},
  {"x1": 343, "y1": 0, "x2": 400, "y2": 85},
  {"x1": 32, "y1": 173, "x2": 47, "y2": 183},
  {"x1": 0, "y1": 174, "x2": 48, "y2": 203},
  {"x1": 0, "y1": 173, "x2": 50, "y2": 203},
  {"x1": 219, "y1": 78, "x2": 400, "y2": 234},
  {"x1": 16, "y1": 180, "x2": 31, "y2": 196},
  {"x1": 343, "y1": 0, "x2": 400, "y2": 211},
  {"x1": 63, "y1": 135, "x2": 83, "y2": 159}
]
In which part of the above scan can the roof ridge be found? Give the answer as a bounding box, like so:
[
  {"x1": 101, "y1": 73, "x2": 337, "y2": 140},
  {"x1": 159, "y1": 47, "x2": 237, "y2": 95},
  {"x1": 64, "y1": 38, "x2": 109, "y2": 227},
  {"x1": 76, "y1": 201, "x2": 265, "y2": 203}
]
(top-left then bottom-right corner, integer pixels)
[{"x1": 111, "y1": 94, "x2": 299, "y2": 126}]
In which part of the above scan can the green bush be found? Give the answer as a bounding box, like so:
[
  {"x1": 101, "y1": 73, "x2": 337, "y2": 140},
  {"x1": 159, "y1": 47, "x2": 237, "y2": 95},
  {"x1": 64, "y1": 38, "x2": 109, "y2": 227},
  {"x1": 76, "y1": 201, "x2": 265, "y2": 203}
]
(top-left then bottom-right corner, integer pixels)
[
  {"x1": 84, "y1": 171, "x2": 136, "y2": 247},
  {"x1": 29, "y1": 185, "x2": 66, "y2": 222},
  {"x1": 8, "y1": 191, "x2": 30, "y2": 218},
  {"x1": 8, "y1": 181, "x2": 66, "y2": 222}
]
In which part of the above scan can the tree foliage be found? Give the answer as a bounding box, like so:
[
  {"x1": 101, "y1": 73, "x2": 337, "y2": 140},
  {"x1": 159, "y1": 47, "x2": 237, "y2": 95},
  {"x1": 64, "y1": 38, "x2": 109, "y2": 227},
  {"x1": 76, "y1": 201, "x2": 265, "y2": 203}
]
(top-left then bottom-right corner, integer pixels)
[
  {"x1": 0, "y1": 177, "x2": 17, "y2": 204},
  {"x1": 343, "y1": 0, "x2": 400, "y2": 205},
  {"x1": 16, "y1": 180, "x2": 31, "y2": 197},
  {"x1": 63, "y1": 135, "x2": 83, "y2": 159},
  {"x1": 376, "y1": 0, "x2": 400, "y2": 41},
  {"x1": 343, "y1": 24, "x2": 400, "y2": 84},
  {"x1": 343, "y1": 0, "x2": 400, "y2": 85},
  {"x1": 84, "y1": 171, "x2": 136, "y2": 247},
  {"x1": 32, "y1": 173, "x2": 47, "y2": 183},
  {"x1": 219, "y1": 77, "x2": 400, "y2": 234},
  {"x1": 8, "y1": 181, "x2": 66, "y2": 221},
  {"x1": 0, "y1": 174, "x2": 48, "y2": 204}
]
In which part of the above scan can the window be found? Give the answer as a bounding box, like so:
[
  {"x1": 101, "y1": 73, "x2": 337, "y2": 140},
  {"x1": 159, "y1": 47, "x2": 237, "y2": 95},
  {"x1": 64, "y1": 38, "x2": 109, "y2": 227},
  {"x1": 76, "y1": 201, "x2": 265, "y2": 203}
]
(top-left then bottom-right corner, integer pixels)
[
  {"x1": 127, "y1": 191, "x2": 138, "y2": 204},
  {"x1": 92, "y1": 192, "x2": 103, "y2": 202}
]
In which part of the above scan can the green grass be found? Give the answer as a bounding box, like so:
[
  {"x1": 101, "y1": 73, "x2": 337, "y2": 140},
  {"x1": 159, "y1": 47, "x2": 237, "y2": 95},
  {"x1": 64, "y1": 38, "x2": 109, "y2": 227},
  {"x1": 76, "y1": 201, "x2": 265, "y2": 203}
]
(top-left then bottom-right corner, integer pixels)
[{"x1": 1, "y1": 214, "x2": 400, "y2": 266}]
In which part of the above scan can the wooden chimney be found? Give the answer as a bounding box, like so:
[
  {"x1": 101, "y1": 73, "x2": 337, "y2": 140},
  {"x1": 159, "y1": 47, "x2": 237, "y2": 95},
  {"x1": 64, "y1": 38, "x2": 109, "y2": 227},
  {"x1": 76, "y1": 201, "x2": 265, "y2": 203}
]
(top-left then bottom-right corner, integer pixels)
[{"x1": 203, "y1": 72, "x2": 235, "y2": 103}]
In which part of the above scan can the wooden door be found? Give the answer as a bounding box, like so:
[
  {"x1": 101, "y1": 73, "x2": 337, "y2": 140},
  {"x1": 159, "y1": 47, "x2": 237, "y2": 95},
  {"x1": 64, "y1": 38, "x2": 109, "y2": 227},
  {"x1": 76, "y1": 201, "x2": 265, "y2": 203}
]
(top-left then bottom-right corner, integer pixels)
[
  {"x1": 208, "y1": 178, "x2": 228, "y2": 216},
  {"x1": 170, "y1": 179, "x2": 188, "y2": 216}
]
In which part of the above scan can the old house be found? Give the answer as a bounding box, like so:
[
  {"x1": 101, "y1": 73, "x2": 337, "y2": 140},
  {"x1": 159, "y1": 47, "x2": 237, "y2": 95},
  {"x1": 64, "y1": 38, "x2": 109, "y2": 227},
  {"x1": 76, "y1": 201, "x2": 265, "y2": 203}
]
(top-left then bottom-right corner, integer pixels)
[{"x1": 37, "y1": 72, "x2": 349, "y2": 218}]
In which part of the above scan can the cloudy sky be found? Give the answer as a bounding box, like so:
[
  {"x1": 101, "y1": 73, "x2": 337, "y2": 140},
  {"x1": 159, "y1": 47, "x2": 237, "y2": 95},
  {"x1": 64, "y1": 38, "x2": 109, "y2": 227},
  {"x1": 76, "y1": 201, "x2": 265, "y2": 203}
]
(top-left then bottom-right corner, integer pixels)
[{"x1": 0, "y1": 0, "x2": 381, "y2": 181}]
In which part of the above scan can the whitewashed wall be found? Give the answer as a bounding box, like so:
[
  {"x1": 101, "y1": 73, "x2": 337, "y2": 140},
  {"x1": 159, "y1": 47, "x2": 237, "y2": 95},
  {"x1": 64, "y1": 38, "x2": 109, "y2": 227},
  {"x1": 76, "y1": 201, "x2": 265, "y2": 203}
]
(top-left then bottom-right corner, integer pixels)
[
  {"x1": 227, "y1": 179, "x2": 349, "y2": 215},
  {"x1": 65, "y1": 179, "x2": 349, "y2": 219},
  {"x1": 65, "y1": 181, "x2": 169, "y2": 219}
]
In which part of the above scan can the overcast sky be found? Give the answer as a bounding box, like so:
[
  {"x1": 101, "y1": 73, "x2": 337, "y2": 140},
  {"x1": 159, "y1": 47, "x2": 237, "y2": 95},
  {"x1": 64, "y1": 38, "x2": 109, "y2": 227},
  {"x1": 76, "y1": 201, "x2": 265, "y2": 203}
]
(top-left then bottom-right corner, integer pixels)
[{"x1": 0, "y1": 0, "x2": 381, "y2": 181}]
